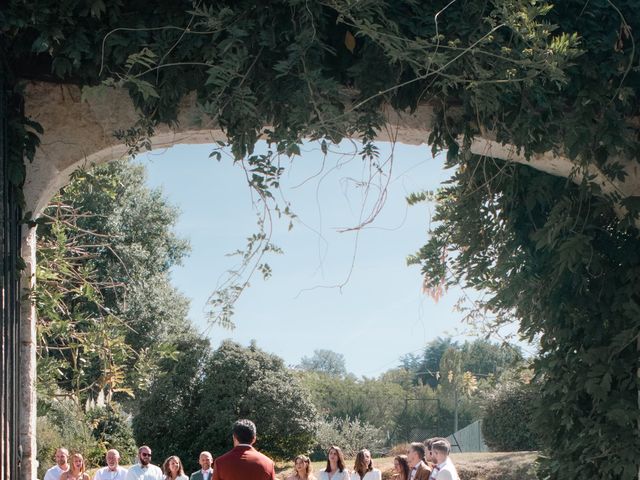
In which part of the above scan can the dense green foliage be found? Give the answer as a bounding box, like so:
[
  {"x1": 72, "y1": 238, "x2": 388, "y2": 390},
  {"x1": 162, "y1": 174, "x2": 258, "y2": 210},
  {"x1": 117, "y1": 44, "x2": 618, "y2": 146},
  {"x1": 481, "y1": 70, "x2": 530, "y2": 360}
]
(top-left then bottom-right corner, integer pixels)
[
  {"x1": 134, "y1": 341, "x2": 319, "y2": 468},
  {"x1": 34, "y1": 160, "x2": 203, "y2": 472},
  {"x1": 37, "y1": 399, "x2": 137, "y2": 477},
  {"x1": 482, "y1": 383, "x2": 540, "y2": 452},
  {"x1": 4, "y1": 1, "x2": 640, "y2": 478},
  {"x1": 413, "y1": 159, "x2": 640, "y2": 477},
  {"x1": 35, "y1": 159, "x2": 193, "y2": 403},
  {"x1": 85, "y1": 404, "x2": 138, "y2": 461},
  {"x1": 403, "y1": 338, "x2": 522, "y2": 387},
  {"x1": 4, "y1": 0, "x2": 638, "y2": 192},
  {"x1": 131, "y1": 336, "x2": 211, "y2": 472},
  {"x1": 312, "y1": 417, "x2": 385, "y2": 460},
  {"x1": 300, "y1": 338, "x2": 520, "y2": 444},
  {"x1": 300, "y1": 371, "x2": 406, "y2": 436},
  {"x1": 299, "y1": 349, "x2": 348, "y2": 377}
]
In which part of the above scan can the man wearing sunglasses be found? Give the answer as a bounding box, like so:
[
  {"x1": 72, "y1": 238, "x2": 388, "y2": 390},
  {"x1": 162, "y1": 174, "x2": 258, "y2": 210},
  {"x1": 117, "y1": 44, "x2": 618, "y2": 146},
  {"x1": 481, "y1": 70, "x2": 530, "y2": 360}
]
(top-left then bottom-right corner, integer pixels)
[{"x1": 125, "y1": 446, "x2": 163, "y2": 480}]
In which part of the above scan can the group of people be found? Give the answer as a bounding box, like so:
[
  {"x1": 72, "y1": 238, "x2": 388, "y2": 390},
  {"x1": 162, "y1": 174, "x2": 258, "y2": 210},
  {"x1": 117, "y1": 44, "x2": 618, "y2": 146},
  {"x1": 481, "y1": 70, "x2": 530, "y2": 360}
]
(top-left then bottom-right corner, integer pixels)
[
  {"x1": 397, "y1": 439, "x2": 459, "y2": 480},
  {"x1": 291, "y1": 438, "x2": 458, "y2": 480},
  {"x1": 43, "y1": 419, "x2": 458, "y2": 480}
]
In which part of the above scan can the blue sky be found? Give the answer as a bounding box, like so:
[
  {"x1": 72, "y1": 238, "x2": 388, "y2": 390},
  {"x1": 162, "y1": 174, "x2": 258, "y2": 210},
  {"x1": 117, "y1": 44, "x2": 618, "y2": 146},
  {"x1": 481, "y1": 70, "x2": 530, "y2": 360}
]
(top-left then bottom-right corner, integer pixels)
[{"x1": 138, "y1": 140, "x2": 522, "y2": 376}]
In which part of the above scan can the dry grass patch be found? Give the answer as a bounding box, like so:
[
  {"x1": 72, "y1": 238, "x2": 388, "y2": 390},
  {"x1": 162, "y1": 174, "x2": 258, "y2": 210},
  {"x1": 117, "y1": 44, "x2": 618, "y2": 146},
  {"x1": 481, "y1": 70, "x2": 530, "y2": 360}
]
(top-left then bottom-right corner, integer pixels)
[{"x1": 450, "y1": 452, "x2": 538, "y2": 480}]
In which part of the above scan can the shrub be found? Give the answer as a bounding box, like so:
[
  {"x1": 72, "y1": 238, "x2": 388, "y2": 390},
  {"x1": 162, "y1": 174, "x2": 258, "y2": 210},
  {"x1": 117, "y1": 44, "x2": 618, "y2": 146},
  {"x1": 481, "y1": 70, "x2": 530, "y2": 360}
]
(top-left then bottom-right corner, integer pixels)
[
  {"x1": 134, "y1": 340, "x2": 319, "y2": 467},
  {"x1": 37, "y1": 398, "x2": 138, "y2": 475},
  {"x1": 312, "y1": 417, "x2": 385, "y2": 460},
  {"x1": 37, "y1": 399, "x2": 100, "y2": 476},
  {"x1": 36, "y1": 416, "x2": 65, "y2": 479},
  {"x1": 482, "y1": 383, "x2": 540, "y2": 451},
  {"x1": 86, "y1": 404, "x2": 137, "y2": 465}
]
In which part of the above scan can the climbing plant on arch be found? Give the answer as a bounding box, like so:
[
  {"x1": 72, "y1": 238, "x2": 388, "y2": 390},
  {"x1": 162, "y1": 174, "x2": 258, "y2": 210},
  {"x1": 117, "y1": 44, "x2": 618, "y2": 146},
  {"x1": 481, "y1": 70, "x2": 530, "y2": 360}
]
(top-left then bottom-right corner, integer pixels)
[{"x1": 3, "y1": 0, "x2": 640, "y2": 479}]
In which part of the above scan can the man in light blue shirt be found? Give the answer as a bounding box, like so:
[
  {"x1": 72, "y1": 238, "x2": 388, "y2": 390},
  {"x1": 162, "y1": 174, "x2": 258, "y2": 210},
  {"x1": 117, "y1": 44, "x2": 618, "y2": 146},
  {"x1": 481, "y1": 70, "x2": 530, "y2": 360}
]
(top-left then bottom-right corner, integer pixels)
[{"x1": 125, "y1": 446, "x2": 163, "y2": 480}]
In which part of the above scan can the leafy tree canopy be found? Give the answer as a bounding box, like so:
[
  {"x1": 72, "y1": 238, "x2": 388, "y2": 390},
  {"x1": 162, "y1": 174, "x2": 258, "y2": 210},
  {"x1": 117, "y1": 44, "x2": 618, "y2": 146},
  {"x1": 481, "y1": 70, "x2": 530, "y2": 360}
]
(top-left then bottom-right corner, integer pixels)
[
  {"x1": 132, "y1": 335, "x2": 210, "y2": 472},
  {"x1": 36, "y1": 159, "x2": 193, "y2": 403},
  {"x1": 402, "y1": 337, "x2": 523, "y2": 388},
  {"x1": 4, "y1": 1, "x2": 639, "y2": 215},
  {"x1": 412, "y1": 157, "x2": 640, "y2": 478},
  {"x1": 136, "y1": 340, "x2": 319, "y2": 463},
  {"x1": 299, "y1": 349, "x2": 348, "y2": 377}
]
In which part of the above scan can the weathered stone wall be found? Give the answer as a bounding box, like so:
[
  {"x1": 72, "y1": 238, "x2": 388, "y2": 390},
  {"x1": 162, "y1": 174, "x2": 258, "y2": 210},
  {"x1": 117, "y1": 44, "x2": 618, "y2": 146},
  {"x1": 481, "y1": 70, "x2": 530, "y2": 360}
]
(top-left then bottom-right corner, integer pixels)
[{"x1": 23, "y1": 81, "x2": 640, "y2": 218}]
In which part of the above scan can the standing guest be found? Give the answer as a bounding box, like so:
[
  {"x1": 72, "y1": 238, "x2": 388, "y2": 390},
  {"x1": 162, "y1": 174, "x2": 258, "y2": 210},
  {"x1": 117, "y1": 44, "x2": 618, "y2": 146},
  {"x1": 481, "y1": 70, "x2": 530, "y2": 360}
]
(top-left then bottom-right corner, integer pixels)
[
  {"x1": 44, "y1": 447, "x2": 70, "y2": 480},
  {"x1": 429, "y1": 440, "x2": 459, "y2": 480},
  {"x1": 392, "y1": 455, "x2": 410, "y2": 480},
  {"x1": 424, "y1": 438, "x2": 446, "y2": 468},
  {"x1": 406, "y1": 443, "x2": 431, "y2": 480},
  {"x1": 212, "y1": 419, "x2": 276, "y2": 480},
  {"x1": 286, "y1": 455, "x2": 315, "y2": 480},
  {"x1": 125, "y1": 446, "x2": 163, "y2": 480},
  {"x1": 350, "y1": 449, "x2": 381, "y2": 480},
  {"x1": 162, "y1": 456, "x2": 188, "y2": 480},
  {"x1": 318, "y1": 446, "x2": 349, "y2": 480},
  {"x1": 60, "y1": 453, "x2": 90, "y2": 480},
  {"x1": 190, "y1": 452, "x2": 213, "y2": 480},
  {"x1": 94, "y1": 449, "x2": 128, "y2": 480}
]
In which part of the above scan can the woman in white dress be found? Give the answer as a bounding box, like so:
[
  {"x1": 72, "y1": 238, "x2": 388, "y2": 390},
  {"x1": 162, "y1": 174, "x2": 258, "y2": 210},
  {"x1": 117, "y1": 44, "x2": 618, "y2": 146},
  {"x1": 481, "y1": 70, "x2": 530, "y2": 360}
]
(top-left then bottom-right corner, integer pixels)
[
  {"x1": 60, "y1": 453, "x2": 90, "y2": 480},
  {"x1": 162, "y1": 456, "x2": 188, "y2": 480},
  {"x1": 318, "y1": 446, "x2": 349, "y2": 480},
  {"x1": 350, "y1": 449, "x2": 381, "y2": 480},
  {"x1": 286, "y1": 454, "x2": 316, "y2": 480}
]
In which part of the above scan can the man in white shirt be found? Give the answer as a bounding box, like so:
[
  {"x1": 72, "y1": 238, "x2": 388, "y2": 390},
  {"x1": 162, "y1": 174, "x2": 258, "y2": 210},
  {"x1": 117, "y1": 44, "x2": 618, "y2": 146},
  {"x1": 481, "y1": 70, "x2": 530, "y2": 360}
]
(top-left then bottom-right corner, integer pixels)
[
  {"x1": 125, "y1": 446, "x2": 163, "y2": 480},
  {"x1": 94, "y1": 449, "x2": 128, "y2": 480},
  {"x1": 189, "y1": 452, "x2": 213, "y2": 480},
  {"x1": 44, "y1": 447, "x2": 70, "y2": 480},
  {"x1": 429, "y1": 439, "x2": 459, "y2": 480},
  {"x1": 425, "y1": 437, "x2": 447, "y2": 469}
]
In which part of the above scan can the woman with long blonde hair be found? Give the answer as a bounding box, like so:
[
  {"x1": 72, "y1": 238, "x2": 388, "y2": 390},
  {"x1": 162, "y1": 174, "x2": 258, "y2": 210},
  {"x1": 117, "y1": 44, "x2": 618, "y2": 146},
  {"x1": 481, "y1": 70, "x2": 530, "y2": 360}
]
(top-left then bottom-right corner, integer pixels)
[
  {"x1": 59, "y1": 453, "x2": 90, "y2": 480},
  {"x1": 286, "y1": 455, "x2": 316, "y2": 480}
]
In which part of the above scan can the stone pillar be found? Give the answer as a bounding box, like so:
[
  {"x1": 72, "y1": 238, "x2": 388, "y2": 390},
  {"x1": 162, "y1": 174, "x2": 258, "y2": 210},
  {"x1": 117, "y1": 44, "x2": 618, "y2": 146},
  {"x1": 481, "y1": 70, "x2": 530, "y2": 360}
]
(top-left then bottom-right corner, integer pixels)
[{"x1": 19, "y1": 225, "x2": 37, "y2": 480}]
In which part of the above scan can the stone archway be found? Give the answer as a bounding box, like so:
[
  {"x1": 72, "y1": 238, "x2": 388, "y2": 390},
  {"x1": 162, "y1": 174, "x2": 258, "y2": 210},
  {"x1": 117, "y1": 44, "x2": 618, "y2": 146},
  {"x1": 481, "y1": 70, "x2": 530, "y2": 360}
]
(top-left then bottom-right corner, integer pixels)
[{"x1": 18, "y1": 80, "x2": 640, "y2": 480}]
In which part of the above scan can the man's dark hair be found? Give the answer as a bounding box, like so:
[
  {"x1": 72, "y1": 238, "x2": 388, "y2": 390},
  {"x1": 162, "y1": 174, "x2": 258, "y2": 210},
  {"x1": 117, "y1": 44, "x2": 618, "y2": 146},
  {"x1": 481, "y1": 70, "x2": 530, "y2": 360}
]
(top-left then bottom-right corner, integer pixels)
[
  {"x1": 232, "y1": 419, "x2": 257, "y2": 444},
  {"x1": 409, "y1": 442, "x2": 426, "y2": 460}
]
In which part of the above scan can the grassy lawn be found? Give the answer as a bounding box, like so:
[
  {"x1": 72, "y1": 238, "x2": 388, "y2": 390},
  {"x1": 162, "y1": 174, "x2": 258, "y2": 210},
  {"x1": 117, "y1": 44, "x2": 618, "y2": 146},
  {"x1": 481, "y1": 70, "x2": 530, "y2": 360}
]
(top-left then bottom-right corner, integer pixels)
[{"x1": 276, "y1": 452, "x2": 538, "y2": 480}]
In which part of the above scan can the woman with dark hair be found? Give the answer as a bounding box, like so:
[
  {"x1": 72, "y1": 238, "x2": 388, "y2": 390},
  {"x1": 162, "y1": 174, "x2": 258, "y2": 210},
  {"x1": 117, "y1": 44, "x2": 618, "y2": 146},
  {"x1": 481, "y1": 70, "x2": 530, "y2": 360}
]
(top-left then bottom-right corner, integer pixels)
[
  {"x1": 392, "y1": 455, "x2": 410, "y2": 480},
  {"x1": 318, "y1": 446, "x2": 349, "y2": 480},
  {"x1": 162, "y1": 456, "x2": 188, "y2": 480},
  {"x1": 286, "y1": 454, "x2": 316, "y2": 480},
  {"x1": 350, "y1": 449, "x2": 380, "y2": 480}
]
